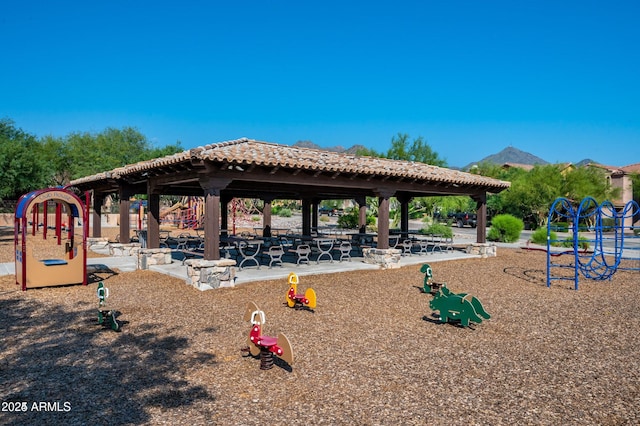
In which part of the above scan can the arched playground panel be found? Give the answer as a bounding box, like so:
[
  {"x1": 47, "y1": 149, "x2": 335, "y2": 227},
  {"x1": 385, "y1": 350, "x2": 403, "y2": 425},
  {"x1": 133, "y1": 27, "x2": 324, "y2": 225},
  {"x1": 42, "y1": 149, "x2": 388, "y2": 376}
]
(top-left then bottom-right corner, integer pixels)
[
  {"x1": 547, "y1": 197, "x2": 639, "y2": 290},
  {"x1": 14, "y1": 188, "x2": 88, "y2": 291}
]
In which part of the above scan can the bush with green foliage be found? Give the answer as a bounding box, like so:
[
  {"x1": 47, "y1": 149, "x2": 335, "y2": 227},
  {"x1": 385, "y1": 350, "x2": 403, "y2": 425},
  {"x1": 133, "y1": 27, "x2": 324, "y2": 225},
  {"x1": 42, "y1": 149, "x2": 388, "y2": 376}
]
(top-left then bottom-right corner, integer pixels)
[
  {"x1": 560, "y1": 234, "x2": 590, "y2": 250},
  {"x1": 337, "y1": 208, "x2": 375, "y2": 229},
  {"x1": 530, "y1": 227, "x2": 556, "y2": 245},
  {"x1": 274, "y1": 207, "x2": 292, "y2": 217},
  {"x1": 487, "y1": 214, "x2": 524, "y2": 243},
  {"x1": 549, "y1": 222, "x2": 568, "y2": 232},
  {"x1": 601, "y1": 218, "x2": 616, "y2": 232},
  {"x1": 420, "y1": 223, "x2": 453, "y2": 238},
  {"x1": 531, "y1": 227, "x2": 590, "y2": 250}
]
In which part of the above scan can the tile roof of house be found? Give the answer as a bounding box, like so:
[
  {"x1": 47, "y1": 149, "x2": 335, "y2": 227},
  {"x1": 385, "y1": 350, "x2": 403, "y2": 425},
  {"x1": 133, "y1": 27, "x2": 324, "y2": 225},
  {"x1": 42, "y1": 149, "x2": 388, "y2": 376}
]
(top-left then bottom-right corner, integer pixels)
[
  {"x1": 621, "y1": 163, "x2": 640, "y2": 173},
  {"x1": 501, "y1": 162, "x2": 535, "y2": 171},
  {"x1": 71, "y1": 138, "x2": 510, "y2": 190}
]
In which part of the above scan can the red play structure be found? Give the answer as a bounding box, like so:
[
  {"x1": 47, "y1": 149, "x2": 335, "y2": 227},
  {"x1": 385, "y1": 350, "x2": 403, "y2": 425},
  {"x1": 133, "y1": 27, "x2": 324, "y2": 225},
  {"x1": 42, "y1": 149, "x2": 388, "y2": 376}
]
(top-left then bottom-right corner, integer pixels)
[{"x1": 14, "y1": 188, "x2": 88, "y2": 291}]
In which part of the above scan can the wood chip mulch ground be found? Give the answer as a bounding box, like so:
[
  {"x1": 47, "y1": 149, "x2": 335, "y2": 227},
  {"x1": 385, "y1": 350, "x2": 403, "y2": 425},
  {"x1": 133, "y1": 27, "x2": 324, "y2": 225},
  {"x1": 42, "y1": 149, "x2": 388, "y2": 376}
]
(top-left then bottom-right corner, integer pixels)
[{"x1": 0, "y1": 225, "x2": 639, "y2": 425}]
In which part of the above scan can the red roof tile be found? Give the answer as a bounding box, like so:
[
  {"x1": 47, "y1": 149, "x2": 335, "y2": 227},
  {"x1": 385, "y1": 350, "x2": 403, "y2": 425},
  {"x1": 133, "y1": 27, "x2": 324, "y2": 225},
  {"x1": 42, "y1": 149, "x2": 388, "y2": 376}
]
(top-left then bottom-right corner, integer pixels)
[{"x1": 71, "y1": 138, "x2": 511, "y2": 190}]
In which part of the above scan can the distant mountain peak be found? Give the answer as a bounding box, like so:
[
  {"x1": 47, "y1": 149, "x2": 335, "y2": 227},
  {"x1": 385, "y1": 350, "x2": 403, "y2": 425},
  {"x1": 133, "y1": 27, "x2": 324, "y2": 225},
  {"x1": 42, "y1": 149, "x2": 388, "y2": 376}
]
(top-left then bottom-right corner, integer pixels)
[{"x1": 465, "y1": 146, "x2": 548, "y2": 170}]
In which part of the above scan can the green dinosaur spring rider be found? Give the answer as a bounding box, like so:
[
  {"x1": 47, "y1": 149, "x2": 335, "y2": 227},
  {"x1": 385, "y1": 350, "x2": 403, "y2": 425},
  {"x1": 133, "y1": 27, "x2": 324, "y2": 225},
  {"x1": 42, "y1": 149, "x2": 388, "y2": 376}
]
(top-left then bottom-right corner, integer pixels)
[
  {"x1": 420, "y1": 263, "x2": 444, "y2": 295},
  {"x1": 421, "y1": 263, "x2": 491, "y2": 327},
  {"x1": 429, "y1": 285, "x2": 491, "y2": 327}
]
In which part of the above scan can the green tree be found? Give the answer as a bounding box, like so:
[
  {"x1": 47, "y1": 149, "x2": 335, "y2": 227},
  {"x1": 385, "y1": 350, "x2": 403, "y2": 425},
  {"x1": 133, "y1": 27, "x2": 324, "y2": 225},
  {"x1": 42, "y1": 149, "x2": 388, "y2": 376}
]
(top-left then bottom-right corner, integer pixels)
[
  {"x1": 468, "y1": 161, "x2": 509, "y2": 178},
  {"x1": 484, "y1": 166, "x2": 527, "y2": 220},
  {"x1": 1, "y1": 119, "x2": 184, "y2": 199},
  {"x1": 500, "y1": 165, "x2": 564, "y2": 228},
  {"x1": 65, "y1": 131, "x2": 104, "y2": 179},
  {"x1": 64, "y1": 127, "x2": 183, "y2": 180},
  {"x1": 631, "y1": 172, "x2": 640, "y2": 205},
  {"x1": 353, "y1": 146, "x2": 382, "y2": 157},
  {"x1": 562, "y1": 165, "x2": 619, "y2": 202},
  {"x1": 40, "y1": 135, "x2": 72, "y2": 186},
  {"x1": 0, "y1": 119, "x2": 50, "y2": 200},
  {"x1": 482, "y1": 164, "x2": 619, "y2": 229},
  {"x1": 148, "y1": 142, "x2": 184, "y2": 158},
  {"x1": 386, "y1": 133, "x2": 447, "y2": 166}
]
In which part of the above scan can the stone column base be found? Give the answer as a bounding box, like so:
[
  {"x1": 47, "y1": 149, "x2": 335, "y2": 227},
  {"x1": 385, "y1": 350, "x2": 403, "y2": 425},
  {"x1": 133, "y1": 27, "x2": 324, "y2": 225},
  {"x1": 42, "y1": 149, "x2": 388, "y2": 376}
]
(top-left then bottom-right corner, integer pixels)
[
  {"x1": 87, "y1": 237, "x2": 109, "y2": 251},
  {"x1": 362, "y1": 248, "x2": 402, "y2": 269},
  {"x1": 109, "y1": 243, "x2": 141, "y2": 257},
  {"x1": 466, "y1": 243, "x2": 497, "y2": 258},
  {"x1": 138, "y1": 248, "x2": 173, "y2": 269},
  {"x1": 185, "y1": 259, "x2": 237, "y2": 291}
]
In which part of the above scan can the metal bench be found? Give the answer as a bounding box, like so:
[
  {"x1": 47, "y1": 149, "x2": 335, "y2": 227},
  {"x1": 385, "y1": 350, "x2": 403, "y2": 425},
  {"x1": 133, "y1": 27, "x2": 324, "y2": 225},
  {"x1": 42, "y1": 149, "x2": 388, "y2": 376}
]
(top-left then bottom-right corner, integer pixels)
[
  {"x1": 290, "y1": 244, "x2": 311, "y2": 266},
  {"x1": 265, "y1": 245, "x2": 285, "y2": 268},
  {"x1": 336, "y1": 241, "x2": 352, "y2": 262}
]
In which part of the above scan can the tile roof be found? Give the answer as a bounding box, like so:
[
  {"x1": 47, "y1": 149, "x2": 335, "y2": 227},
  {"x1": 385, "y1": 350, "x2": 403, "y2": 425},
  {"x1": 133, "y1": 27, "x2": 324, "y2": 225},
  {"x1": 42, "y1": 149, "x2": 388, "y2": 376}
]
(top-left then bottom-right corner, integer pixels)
[
  {"x1": 621, "y1": 163, "x2": 640, "y2": 173},
  {"x1": 501, "y1": 162, "x2": 535, "y2": 171},
  {"x1": 71, "y1": 138, "x2": 510, "y2": 190}
]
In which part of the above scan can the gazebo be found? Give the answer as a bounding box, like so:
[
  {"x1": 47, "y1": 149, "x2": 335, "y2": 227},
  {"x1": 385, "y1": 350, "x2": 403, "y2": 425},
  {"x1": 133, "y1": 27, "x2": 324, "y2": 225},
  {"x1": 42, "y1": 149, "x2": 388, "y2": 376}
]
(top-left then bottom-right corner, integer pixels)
[{"x1": 69, "y1": 138, "x2": 510, "y2": 260}]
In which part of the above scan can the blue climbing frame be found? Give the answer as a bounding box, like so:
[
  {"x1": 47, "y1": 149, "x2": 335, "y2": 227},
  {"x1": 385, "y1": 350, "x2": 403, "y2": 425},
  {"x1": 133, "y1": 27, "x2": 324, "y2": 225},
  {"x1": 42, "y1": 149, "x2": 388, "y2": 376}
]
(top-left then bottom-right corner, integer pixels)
[{"x1": 546, "y1": 197, "x2": 639, "y2": 290}]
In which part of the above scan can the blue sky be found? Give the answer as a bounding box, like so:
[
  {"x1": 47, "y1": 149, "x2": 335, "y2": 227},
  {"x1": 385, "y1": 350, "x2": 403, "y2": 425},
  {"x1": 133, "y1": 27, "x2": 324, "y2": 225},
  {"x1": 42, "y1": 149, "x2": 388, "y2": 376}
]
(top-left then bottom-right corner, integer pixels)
[{"x1": 2, "y1": 1, "x2": 639, "y2": 168}]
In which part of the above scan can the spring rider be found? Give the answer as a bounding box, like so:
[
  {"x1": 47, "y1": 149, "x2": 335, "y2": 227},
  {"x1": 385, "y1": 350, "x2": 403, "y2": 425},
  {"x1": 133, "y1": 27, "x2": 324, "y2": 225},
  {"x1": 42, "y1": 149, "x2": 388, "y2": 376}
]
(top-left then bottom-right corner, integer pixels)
[
  {"x1": 97, "y1": 282, "x2": 120, "y2": 331},
  {"x1": 285, "y1": 272, "x2": 317, "y2": 311},
  {"x1": 420, "y1": 263, "x2": 444, "y2": 295},
  {"x1": 420, "y1": 263, "x2": 491, "y2": 327},
  {"x1": 429, "y1": 285, "x2": 491, "y2": 327},
  {"x1": 242, "y1": 301, "x2": 294, "y2": 370}
]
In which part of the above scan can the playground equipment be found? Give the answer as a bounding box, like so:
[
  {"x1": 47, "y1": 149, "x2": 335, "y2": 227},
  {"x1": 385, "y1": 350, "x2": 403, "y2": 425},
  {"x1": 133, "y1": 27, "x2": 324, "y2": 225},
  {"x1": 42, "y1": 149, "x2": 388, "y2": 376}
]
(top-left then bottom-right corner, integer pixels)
[
  {"x1": 14, "y1": 188, "x2": 88, "y2": 291},
  {"x1": 160, "y1": 197, "x2": 205, "y2": 229},
  {"x1": 429, "y1": 285, "x2": 491, "y2": 327},
  {"x1": 97, "y1": 282, "x2": 120, "y2": 331},
  {"x1": 242, "y1": 301, "x2": 293, "y2": 370},
  {"x1": 285, "y1": 272, "x2": 317, "y2": 310},
  {"x1": 420, "y1": 263, "x2": 490, "y2": 327},
  {"x1": 547, "y1": 197, "x2": 639, "y2": 290},
  {"x1": 420, "y1": 263, "x2": 444, "y2": 295}
]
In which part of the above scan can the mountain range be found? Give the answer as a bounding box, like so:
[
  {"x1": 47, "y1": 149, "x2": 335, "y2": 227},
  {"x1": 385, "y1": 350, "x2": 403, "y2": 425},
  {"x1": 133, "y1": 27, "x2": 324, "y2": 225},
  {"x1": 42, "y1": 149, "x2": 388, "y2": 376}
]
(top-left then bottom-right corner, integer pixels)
[
  {"x1": 292, "y1": 141, "x2": 595, "y2": 171},
  {"x1": 462, "y1": 146, "x2": 596, "y2": 171}
]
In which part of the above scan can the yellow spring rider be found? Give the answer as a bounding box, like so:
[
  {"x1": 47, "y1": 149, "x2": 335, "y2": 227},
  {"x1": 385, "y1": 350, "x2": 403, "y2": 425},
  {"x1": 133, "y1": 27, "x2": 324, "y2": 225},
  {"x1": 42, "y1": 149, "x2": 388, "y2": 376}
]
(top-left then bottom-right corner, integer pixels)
[{"x1": 285, "y1": 272, "x2": 317, "y2": 311}]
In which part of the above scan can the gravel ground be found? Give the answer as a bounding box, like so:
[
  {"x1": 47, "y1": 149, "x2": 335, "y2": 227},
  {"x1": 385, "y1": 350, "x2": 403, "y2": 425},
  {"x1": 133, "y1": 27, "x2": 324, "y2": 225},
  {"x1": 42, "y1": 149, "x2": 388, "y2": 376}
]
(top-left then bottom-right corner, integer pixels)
[{"x1": 1, "y1": 225, "x2": 639, "y2": 425}]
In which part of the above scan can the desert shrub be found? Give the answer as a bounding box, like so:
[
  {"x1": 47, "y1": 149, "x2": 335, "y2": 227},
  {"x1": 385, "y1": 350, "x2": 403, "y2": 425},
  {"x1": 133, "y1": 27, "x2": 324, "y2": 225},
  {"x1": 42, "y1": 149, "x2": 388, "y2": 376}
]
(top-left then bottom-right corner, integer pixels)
[
  {"x1": 337, "y1": 208, "x2": 375, "y2": 229},
  {"x1": 560, "y1": 234, "x2": 590, "y2": 250},
  {"x1": 276, "y1": 208, "x2": 292, "y2": 217},
  {"x1": 601, "y1": 218, "x2": 616, "y2": 232},
  {"x1": 420, "y1": 223, "x2": 453, "y2": 238},
  {"x1": 530, "y1": 227, "x2": 556, "y2": 245},
  {"x1": 487, "y1": 214, "x2": 524, "y2": 243},
  {"x1": 549, "y1": 221, "x2": 569, "y2": 232}
]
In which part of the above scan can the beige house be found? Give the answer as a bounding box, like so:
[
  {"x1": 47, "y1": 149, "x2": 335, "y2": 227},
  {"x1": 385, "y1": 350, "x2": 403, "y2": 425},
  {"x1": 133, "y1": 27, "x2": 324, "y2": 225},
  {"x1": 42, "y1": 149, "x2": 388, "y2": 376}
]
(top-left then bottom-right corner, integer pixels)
[{"x1": 587, "y1": 163, "x2": 637, "y2": 229}]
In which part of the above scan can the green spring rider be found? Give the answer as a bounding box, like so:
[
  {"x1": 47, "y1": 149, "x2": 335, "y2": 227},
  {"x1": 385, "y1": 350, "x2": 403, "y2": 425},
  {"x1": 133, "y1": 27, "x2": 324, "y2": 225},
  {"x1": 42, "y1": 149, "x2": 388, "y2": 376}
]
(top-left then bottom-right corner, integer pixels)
[
  {"x1": 420, "y1": 263, "x2": 444, "y2": 294},
  {"x1": 97, "y1": 282, "x2": 120, "y2": 331},
  {"x1": 421, "y1": 263, "x2": 491, "y2": 327},
  {"x1": 429, "y1": 285, "x2": 491, "y2": 327}
]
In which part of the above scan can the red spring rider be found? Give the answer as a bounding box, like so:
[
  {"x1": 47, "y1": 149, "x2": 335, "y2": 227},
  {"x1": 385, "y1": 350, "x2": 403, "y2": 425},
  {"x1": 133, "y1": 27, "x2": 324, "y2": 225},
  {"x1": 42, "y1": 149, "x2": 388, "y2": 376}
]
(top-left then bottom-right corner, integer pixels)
[{"x1": 243, "y1": 301, "x2": 293, "y2": 370}]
